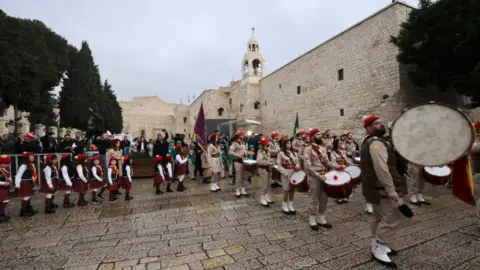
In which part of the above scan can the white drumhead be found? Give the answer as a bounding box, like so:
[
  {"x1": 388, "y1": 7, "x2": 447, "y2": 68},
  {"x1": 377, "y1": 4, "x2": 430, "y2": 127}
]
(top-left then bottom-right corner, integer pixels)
[
  {"x1": 424, "y1": 166, "x2": 451, "y2": 177},
  {"x1": 290, "y1": 171, "x2": 306, "y2": 185},
  {"x1": 354, "y1": 157, "x2": 360, "y2": 162},
  {"x1": 324, "y1": 171, "x2": 351, "y2": 186},
  {"x1": 391, "y1": 103, "x2": 474, "y2": 166},
  {"x1": 273, "y1": 165, "x2": 278, "y2": 170},
  {"x1": 345, "y1": 166, "x2": 361, "y2": 178},
  {"x1": 243, "y1": 160, "x2": 257, "y2": 165}
]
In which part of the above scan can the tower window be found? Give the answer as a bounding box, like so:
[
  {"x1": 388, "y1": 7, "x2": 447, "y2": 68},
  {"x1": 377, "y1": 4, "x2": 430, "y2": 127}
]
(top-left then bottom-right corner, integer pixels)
[
  {"x1": 340, "y1": 108, "x2": 344, "y2": 116},
  {"x1": 279, "y1": 84, "x2": 281, "y2": 89},
  {"x1": 254, "y1": 102, "x2": 260, "y2": 110},
  {"x1": 141, "y1": 130, "x2": 145, "y2": 136},
  {"x1": 240, "y1": 104, "x2": 244, "y2": 112},
  {"x1": 338, "y1": 69, "x2": 344, "y2": 81},
  {"x1": 218, "y1": 108, "x2": 224, "y2": 116},
  {"x1": 252, "y1": 44, "x2": 256, "y2": 52},
  {"x1": 229, "y1": 98, "x2": 232, "y2": 105},
  {"x1": 265, "y1": 101, "x2": 267, "y2": 106},
  {"x1": 183, "y1": 117, "x2": 187, "y2": 123},
  {"x1": 297, "y1": 85, "x2": 301, "y2": 95}
]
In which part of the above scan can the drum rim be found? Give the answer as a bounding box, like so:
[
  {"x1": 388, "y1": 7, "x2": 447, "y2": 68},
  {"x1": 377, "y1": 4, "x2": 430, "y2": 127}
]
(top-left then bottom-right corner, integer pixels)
[
  {"x1": 391, "y1": 101, "x2": 475, "y2": 167},
  {"x1": 324, "y1": 171, "x2": 351, "y2": 185},
  {"x1": 424, "y1": 166, "x2": 451, "y2": 175}
]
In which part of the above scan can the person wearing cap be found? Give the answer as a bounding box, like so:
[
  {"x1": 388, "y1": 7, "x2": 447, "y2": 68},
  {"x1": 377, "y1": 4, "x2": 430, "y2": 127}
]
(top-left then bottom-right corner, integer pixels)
[
  {"x1": 206, "y1": 133, "x2": 222, "y2": 192},
  {"x1": 256, "y1": 137, "x2": 274, "y2": 207},
  {"x1": 15, "y1": 152, "x2": 39, "y2": 216},
  {"x1": 304, "y1": 128, "x2": 338, "y2": 230},
  {"x1": 329, "y1": 139, "x2": 353, "y2": 204},
  {"x1": 323, "y1": 129, "x2": 334, "y2": 150},
  {"x1": 188, "y1": 143, "x2": 196, "y2": 180},
  {"x1": 89, "y1": 156, "x2": 105, "y2": 204},
  {"x1": 121, "y1": 155, "x2": 134, "y2": 200},
  {"x1": 58, "y1": 154, "x2": 75, "y2": 208},
  {"x1": 153, "y1": 155, "x2": 165, "y2": 194},
  {"x1": 0, "y1": 155, "x2": 12, "y2": 222},
  {"x1": 277, "y1": 137, "x2": 300, "y2": 214},
  {"x1": 268, "y1": 132, "x2": 282, "y2": 188},
  {"x1": 229, "y1": 131, "x2": 249, "y2": 197},
  {"x1": 471, "y1": 121, "x2": 480, "y2": 232},
  {"x1": 164, "y1": 154, "x2": 174, "y2": 192},
  {"x1": 174, "y1": 140, "x2": 189, "y2": 192},
  {"x1": 74, "y1": 154, "x2": 90, "y2": 206},
  {"x1": 361, "y1": 115, "x2": 407, "y2": 268},
  {"x1": 218, "y1": 133, "x2": 229, "y2": 179},
  {"x1": 39, "y1": 153, "x2": 60, "y2": 214}
]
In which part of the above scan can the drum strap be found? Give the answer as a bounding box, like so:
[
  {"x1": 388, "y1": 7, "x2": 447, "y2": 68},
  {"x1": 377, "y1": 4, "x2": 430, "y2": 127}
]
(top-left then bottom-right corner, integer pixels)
[{"x1": 312, "y1": 145, "x2": 327, "y2": 168}]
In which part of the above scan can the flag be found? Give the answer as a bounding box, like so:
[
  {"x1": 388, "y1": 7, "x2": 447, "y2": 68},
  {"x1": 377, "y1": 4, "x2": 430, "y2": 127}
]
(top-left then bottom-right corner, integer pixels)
[
  {"x1": 193, "y1": 103, "x2": 207, "y2": 151},
  {"x1": 451, "y1": 155, "x2": 476, "y2": 206},
  {"x1": 293, "y1": 113, "x2": 299, "y2": 136}
]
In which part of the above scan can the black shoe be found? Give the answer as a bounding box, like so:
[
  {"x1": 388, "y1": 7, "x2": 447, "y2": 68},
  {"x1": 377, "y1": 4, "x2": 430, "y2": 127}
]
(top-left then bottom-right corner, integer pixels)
[
  {"x1": 410, "y1": 201, "x2": 422, "y2": 206},
  {"x1": 371, "y1": 253, "x2": 397, "y2": 269},
  {"x1": 0, "y1": 213, "x2": 10, "y2": 222},
  {"x1": 335, "y1": 199, "x2": 343, "y2": 204},
  {"x1": 388, "y1": 249, "x2": 398, "y2": 256},
  {"x1": 365, "y1": 210, "x2": 373, "y2": 215},
  {"x1": 115, "y1": 190, "x2": 122, "y2": 195},
  {"x1": 310, "y1": 224, "x2": 319, "y2": 231},
  {"x1": 317, "y1": 222, "x2": 332, "y2": 229},
  {"x1": 98, "y1": 195, "x2": 105, "y2": 200},
  {"x1": 63, "y1": 201, "x2": 75, "y2": 208},
  {"x1": 77, "y1": 200, "x2": 88, "y2": 206},
  {"x1": 125, "y1": 195, "x2": 133, "y2": 201},
  {"x1": 26, "y1": 205, "x2": 38, "y2": 215},
  {"x1": 156, "y1": 190, "x2": 164, "y2": 195},
  {"x1": 20, "y1": 209, "x2": 34, "y2": 217},
  {"x1": 203, "y1": 178, "x2": 211, "y2": 184},
  {"x1": 419, "y1": 201, "x2": 431, "y2": 205},
  {"x1": 45, "y1": 207, "x2": 56, "y2": 214},
  {"x1": 91, "y1": 199, "x2": 101, "y2": 204}
]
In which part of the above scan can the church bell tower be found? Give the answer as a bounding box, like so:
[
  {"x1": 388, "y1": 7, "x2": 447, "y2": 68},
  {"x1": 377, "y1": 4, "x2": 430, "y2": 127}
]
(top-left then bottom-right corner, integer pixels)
[{"x1": 241, "y1": 27, "x2": 265, "y2": 78}]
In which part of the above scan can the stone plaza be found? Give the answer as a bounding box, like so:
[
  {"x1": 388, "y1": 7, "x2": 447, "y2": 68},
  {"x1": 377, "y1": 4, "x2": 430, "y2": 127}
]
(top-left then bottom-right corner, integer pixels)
[{"x1": 0, "y1": 176, "x2": 478, "y2": 270}]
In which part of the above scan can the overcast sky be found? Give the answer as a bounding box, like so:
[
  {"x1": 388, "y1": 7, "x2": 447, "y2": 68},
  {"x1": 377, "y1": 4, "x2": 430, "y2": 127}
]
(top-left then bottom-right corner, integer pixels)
[{"x1": 2, "y1": 0, "x2": 419, "y2": 104}]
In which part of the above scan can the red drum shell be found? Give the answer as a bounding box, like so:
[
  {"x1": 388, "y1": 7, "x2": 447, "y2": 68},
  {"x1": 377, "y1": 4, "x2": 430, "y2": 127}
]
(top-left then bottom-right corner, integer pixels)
[
  {"x1": 244, "y1": 163, "x2": 258, "y2": 174},
  {"x1": 323, "y1": 171, "x2": 353, "y2": 199},
  {"x1": 295, "y1": 174, "x2": 309, "y2": 193},
  {"x1": 423, "y1": 167, "x2": 451, "y2": 186}
]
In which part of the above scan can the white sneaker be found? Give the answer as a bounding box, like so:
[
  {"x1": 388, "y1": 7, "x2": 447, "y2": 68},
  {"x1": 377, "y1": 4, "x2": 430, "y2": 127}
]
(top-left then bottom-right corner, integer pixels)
[
  {"x1": 410, "y1": 194, "x2": 418, "y2": 203},
  {"x1": 240, "y1": 187, "x2": 248, "y2": 195},
  {"x1": 259, "y1": 195, "x2": 268, "y2": 207},
  {"x1": 214, "y1": 183, "x2": 221, "y2": 190},
  {"x1": 416, "y1": 193, "x2": 425, "y2": 202},
  {"x1": 210, "y1": 184, "x2": 217, "y2": 192},
  {"x1": 282, "y1": 202, "x2": 289, "y2": 213},
  {"x1": 235, "y1": 189, "x2": 240, "y2": 197},
  {"x1": 372, "y1": 244, "x2": 392, "y2": 262},
  {"x1": 287, "y1": 201, "x2": 296, "y2": 213},
  {"x1": 309, "y1": 216, "x2": 317, "y2": 226},
  {"x1": 317, "y1": 215, "x2": 327, "y2": 225},
  {"x1": 365, "y1": 203, "x2": 373, "y2": 214},
  {"x1": 265, "y1": 194, "x2": 273, "y2": 203}
]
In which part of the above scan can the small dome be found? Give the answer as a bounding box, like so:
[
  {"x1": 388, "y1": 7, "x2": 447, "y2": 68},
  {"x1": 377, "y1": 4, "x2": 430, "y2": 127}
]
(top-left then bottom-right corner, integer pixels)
[{"x1": 248, "y1": 34, "x2": 258, "y2": 43}]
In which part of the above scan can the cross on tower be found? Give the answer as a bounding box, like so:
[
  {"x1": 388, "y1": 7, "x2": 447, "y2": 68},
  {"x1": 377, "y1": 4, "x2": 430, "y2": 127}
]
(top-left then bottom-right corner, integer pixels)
[{"x1": 252, "y1": 27, "x2": 255, "y2": 34}]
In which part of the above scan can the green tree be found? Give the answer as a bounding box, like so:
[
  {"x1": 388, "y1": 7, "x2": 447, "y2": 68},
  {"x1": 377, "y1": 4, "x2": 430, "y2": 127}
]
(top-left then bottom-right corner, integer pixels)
[
  {"x1": 101, "y1": 80, "x2": 123, "y2": 133},
  {"x1": 0, "y1": 10, "x2": 69, "y2": 132},
  {"x1": 390, "y1": 0, "x2": 480, "y2": 105},
  {"x1": 59, "y1": 41, "x2": 103, "y2": 129}
]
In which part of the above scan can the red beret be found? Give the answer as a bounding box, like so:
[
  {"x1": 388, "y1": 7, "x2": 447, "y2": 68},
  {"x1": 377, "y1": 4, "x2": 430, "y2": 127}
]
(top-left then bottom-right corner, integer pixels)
[
  {"x1": 0, "y1": 155, "x2": 11, "y2": 164},
  {"x1": 74, "y1": 154, "x2": 86, "y2": 161},
  {"x1": 260, "y1": 137, "x2": 269, "y2": 146},
  {"x1": 271, "y1": 132, "x2": 279, "y2": 138},
  {"x1": 474, "y1": 121, "x2": 480, "y2": 130},
  {"x1": 309, "y1": 128, "x2": 320, "y2": 137},
  {"x1": 60, "y1": 154, "x2": 70, "y2": 161},
  {"x1": 236, "y1": 131, "x2": 245, "y2": 137},
  {"x1": 22, "y1": 152, "x2": 34, "y2": 158},
  {"x1": 155, "y1": 155, "x2": 163, "y2": 163},
  {"x1": 44, "y1": 153, "x2": 57, "y2": 163},
  {"x1": 280, "y1": 137, "x2": 290, "y2": 146},
  {"x1": 363, "y1": 115, "x2": 380, "y2": 129}
]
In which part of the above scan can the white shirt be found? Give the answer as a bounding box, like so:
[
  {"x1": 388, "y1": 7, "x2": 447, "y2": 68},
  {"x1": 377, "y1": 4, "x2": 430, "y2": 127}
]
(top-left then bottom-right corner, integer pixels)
[
  {"x1": 76, "y1": 165, "x2": 87, "y2": 183},
  {"x1": 61, "y1": 166, "x2": 73, "y2": 186},
  {"x1": 43, "y1": 166, "x2": 53, "y2": 188},
  {"x1": 125, "y1": 165, "x2": 132, "y2": 182}
]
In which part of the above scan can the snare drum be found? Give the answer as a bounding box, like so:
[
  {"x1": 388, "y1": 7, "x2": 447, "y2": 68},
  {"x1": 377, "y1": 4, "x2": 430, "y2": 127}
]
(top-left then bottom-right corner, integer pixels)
[
  {"x1": 290, "y1": 171, "x2": 308, "y2": 193},
  {"x1": 323, "y1": 171, "x2": 353, "y2": 199},
  {"x1": 271, "y1": 165, "x2": 281, "y2": 181},
  {"x1": 345, "y1": 166, "x2": 361, "y2": 185},
  {"x1": 243, "y1": 160, "x2": 258, "y2": 174},
  {"x1": 423, "y1": 166, "x2": 451, "y2": 186}
]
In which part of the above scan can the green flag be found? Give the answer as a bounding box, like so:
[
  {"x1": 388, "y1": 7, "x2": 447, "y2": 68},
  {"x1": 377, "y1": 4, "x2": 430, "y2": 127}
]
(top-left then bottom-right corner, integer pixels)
[{"x1": 293, "y1": 113, "x2": 299, "y2": 136}]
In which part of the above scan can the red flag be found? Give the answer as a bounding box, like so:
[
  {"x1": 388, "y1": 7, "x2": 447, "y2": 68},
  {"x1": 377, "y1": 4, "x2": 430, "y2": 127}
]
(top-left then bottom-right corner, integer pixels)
[
  {"x1": 451, "y1": 155, "x2": 476, "y2": 206},
  {"x1": 193, "y1": 103, "x2": 207, "y2": 151}
]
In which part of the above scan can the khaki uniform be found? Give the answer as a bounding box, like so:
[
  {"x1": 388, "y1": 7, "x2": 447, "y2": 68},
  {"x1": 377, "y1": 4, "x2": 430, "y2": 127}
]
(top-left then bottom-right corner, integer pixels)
[
  {"x1": 277, "y1": 150, "x2": 298, "y2": 192},
  {"x1": 229, "y1": 140, "x2": 247, "y2": 189},
  {"x1": 329, "y1": 151, "x2": 353, "y2": 167},
  {"x1": 256, "y1": 148, "x2": 271, "y2": 195},
  {"x1": 268, "y1": 141, "x2": 281, "y2": 182},
  {"x1": 361, "y1": 136, "x2": 407, "y2": 246},
  {"x1": 323, "y1": 137, "x2": 334, "y2": 150},
  {"x1": 201, "y1": 151, "x2": 211, "y2": 178},
  {"x1": 304, "y1": 143, "x2": 335, "y2": 216},
  {"x1": 407, "y1": 163, "x2": 425, "y2": 196}
]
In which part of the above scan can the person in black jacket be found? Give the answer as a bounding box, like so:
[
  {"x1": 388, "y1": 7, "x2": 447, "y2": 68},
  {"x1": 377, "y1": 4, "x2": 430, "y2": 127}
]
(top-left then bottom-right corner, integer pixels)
[
  {"x1": 21, "y1": 133, "x2": 41, "y2": 153},
  {"x1": 153, "y1": 130, "x2": 169, "y2": 157}
]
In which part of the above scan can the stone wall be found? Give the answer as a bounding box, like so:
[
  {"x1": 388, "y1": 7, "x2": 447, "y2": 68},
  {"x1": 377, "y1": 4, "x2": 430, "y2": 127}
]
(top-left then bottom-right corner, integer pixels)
[{"x1": 259, "y1": 3, "x2": 412, "y2": 137}]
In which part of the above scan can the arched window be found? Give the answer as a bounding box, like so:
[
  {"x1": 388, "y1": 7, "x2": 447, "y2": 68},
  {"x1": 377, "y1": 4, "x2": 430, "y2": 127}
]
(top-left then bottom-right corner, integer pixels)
[
  {"x1": 218, "y1": 108, "x2": 224, "y2": 116},
  {"x1": 254, "y1": 102, "x2": 260, "y2": 110}
]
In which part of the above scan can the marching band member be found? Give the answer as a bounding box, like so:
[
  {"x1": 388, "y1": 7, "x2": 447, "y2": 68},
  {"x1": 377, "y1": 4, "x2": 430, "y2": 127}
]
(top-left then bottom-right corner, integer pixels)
[
  {"x1": 107, "y1": 157, "x2": 120, "y2": 202},
  {"x1": 0, "y1": 155, "x2": 12, "y2": 222},
  {"x1": 39, "y1": 153, "x2": 59, "y2": 214},
  {"x1": 74, "y1": 154, "x2": 90, "y2": 206},
  {"x1": 277, "y1": 137, "x2": 300, "y2": 214},
  {"x1": 361, "y1": 115, "x2": 406, "y2": 268},
  {"x1": 229, "y1": 131, "x2": 248, "y2": 197},
  {"x1": 323, "y1": 128, "x2": 334, "y2": 150},
  {"x1": 256, "y1": 137, "x2": 273, "y2": 207},
  {"x1": 15, "y1": 152, "x2": 38, "y2": 217},
  {"x1": 329, "y1": 140, "x2": 350, "y2": 204},
  {"x1": 122, "y1": 155, "x2": 134, "y2": 200},
  {"x1": 201, "y1": 145, "x2": 212, "y2": 184},
  {"x1": 59, "y1": 154, "x2": 75, "y2": 208},
  {"x1": 407, "y1": 163, "x2": 430, "y2": 206},
  {"x1": 268, "y1": 132, "x2": 282, "y2": 188},
  {"x1": 207, "y1": 133, "x2": 222, "y2": 192},
  {"x1": 165, "y1": 154, "x2": 174, "y2": 192},
  {"x1": 344, "y1": 132, "x2": 359, "y2": 164},
  {"x1": 305, "y1": 129, "x2": 336, "y2": 230},
  {"x1": 154, "y1": 155, "x2": 165, "y2": 194},
  {"x1": 90, "y1": 156, "x2": 105, "y2": 204},
  {"x1": 188, "y1": 143, "x2": 196, "y2": 180},
  {"x1": 246, "y1": 145, "x2": 256, "y2": 184},
  {"x1": 175, "y1": 142, "x2": 189, "y2": 192}
]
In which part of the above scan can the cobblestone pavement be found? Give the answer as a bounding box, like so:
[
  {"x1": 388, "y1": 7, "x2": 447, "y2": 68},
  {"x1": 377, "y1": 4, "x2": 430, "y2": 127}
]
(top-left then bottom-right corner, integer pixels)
[{"x1": 0, "y1": 176, "x2": 478, "y2": 270}]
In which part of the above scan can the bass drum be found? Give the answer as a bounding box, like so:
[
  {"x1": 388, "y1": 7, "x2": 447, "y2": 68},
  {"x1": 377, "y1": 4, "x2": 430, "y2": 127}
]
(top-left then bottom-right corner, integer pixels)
[
  {"x1": 391, "y1": 102, "x2": 475, "y2": 166},
  {"x1": 290, "y1": 171, "x2": 308, "y2": 193}
]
